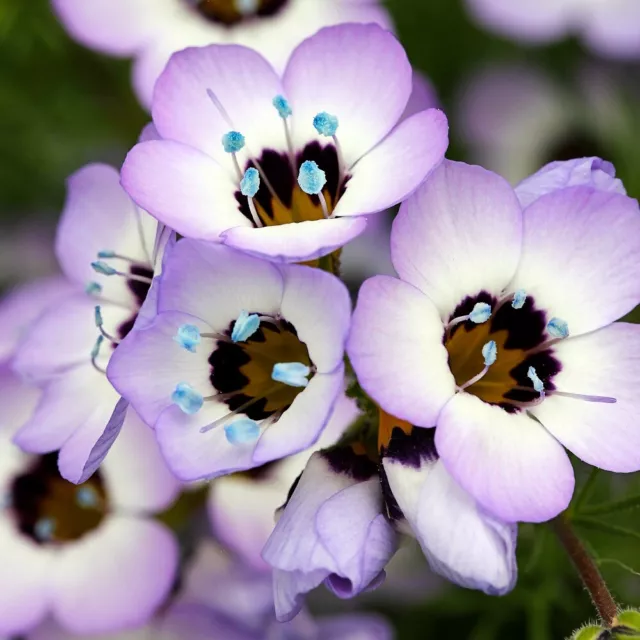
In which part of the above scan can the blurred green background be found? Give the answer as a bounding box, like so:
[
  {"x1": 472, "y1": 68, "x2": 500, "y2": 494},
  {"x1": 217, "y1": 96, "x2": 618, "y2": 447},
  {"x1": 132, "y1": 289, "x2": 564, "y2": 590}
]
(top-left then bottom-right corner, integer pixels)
[{"x1": 1, "y1": 1, "x2": 639, "y2": 638}]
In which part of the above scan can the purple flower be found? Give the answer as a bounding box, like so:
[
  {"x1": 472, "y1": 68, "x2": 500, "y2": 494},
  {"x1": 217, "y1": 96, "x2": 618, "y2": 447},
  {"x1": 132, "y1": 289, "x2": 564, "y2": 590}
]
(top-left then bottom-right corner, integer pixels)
[
  {"x1": 52, "y1": 0, "x2": 393, "y2": 108},
  {"x1": 0, "y1": 367, "x2": 179, "y2": 636},
  {"x1": 348, "y1": 159, "x2": 640, "y2": 524},
  {"x1": 262, "y1": 448, "x2": 398, "y2": 622},
  {"x1": 465, "y1": 0, "x2": 640, "y2": 59},
  {"x1": 107, "y1": 239, "x2": 351, "y2": 481},
  {"x1": 11, "y1": 162, "x2": 168, "y2": 484},
  {"x1": 378, "y1": 411, "x2": 517, "y2": 596},
  {"x1": 208, "y1": 393, "x2": 360, "y2": 571},
  {"x1": 120, "y1": 23, "x2": 449, "y2": 263}
]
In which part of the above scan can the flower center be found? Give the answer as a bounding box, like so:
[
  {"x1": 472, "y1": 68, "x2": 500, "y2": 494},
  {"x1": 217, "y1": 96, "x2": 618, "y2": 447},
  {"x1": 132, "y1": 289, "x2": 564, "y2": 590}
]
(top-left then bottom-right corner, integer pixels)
[
  {"x1": 235, "y1": 142, "x2": 347, "y2": 228},
  {"x1": 445, "y1": 292, "x2": 561, "y2": 412},
  {"x1": 210, "y1": 315, "x2": 313, "y2": 420},
  {"x1": 116, "y1": 265, "x2": 154, "y2": 341},
  {"x1": 188, "y1": 0, "x2": 288, "y2": 26},
  {"x1": 8, "y1": 453, "x2": 107, "y2": 545}
]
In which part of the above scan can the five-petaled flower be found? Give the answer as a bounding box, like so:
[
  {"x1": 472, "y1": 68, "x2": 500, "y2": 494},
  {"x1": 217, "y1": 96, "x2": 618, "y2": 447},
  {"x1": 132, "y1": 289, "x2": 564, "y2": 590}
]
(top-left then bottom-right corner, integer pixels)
[
  {"x1": 348, "y1": 158, "x2": 640, "y2": 524},
  {"x1": 120, "y1": 23, "x2": 449, "y2": 263},
  {"x1": 107, "y1": 240, "x2": 351, "y2": 481}
]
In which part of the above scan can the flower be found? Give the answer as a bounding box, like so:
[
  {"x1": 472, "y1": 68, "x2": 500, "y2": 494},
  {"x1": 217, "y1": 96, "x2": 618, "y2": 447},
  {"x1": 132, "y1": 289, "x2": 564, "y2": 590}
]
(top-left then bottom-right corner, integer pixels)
[
  {"x1": 262, "y1": 447, "x2": 398, "y2": 622},
  {"x1": 208, "y1": 392, "x2": 359, "y2": 570},
  {"x1": 378, "y1": 410, "x2": 517, "y2": 596},
  {"x1": 107, "y1": 239, "x2": 351, "y2": 481},
  {"x1": 52, "y1": 0, "x2": 393, "y2": 108},
  {"x1": 465, "y1": 0, "x2": 640, "y2": 60},
  {"x1": 348, "y1": 158, "x2": 640, "y2": 523},
  {"x1": 0, "y1": 367, "x2": 179, "y2": 636},
  {"x1": 120, "y1": 23, "x2": 449, "y2": 263},
  {"x1": 12, "y1": 161, "x2": 167, "y2": 484}
]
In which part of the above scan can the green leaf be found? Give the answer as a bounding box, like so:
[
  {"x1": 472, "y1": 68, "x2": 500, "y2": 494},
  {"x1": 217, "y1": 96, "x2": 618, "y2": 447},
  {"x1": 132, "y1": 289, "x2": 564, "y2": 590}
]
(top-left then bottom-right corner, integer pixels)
[
  {"x1": 572, "y1": 467, "x2": 602, "y2": 515},
  {"x1": 574, "y1": 518, "x2": 640, "y2": 543},
  {"x1": 581, "y1": 495, "x2": 640, "y2": 518}
]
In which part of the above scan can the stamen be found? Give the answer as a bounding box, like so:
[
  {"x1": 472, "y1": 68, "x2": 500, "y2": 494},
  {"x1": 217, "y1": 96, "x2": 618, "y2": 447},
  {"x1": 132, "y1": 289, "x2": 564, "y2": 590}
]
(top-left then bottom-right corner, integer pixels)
[
  {"x1": 96, "y1": 250, "x2": 146, "y2": 266},
  {"x1": 272, "y1": 362, "x2": 311, "y2": 388},
  {"x1": 91, "y1": 336, "x2": 106, "y2": 374},
  {"x1": 94, "y1": 306, "x2": 120, "y2": 344},
  {"x1": 547, "y1": 317, "x2": 569, "y2": 339},
  {"x1": 235, "y1": 0, "x2": 259, "y2": 14},
  {"x1": 76, "y1": 486, "x2": 99, "y2": 509},
  {"x1": 34, "y1": 517, "x2": 56, "y2": 542},
  {"x1": 298, "y1": 160, "x2": 330, "y2": 218},
  {"x1": 222, "y1": 130, "x2": 246, "y2": 180},
  {"x1": 231, "y1": 310, "x2": 260, "y2": 343},
  {"x1": 240, "y1": 167, "x2": 263, "y2": 228},
  {"x1": 313, "y1": 112, "x2": 339, "y2": 137},
  {"x1": 551, "y1": 391, "x2": 617, "y2": 404},
  {"x1": 512, "y1": 290, "x2": 527, "y2": 309},
  {"x1": 85, "y1": 281, "x2": 102, "y2": 296},
  {"x1": 224, "y1": 418, "x2": 261, "y2": 445},
  {"x1": 447, "y1": 302, "x2": 492, "y2": 330},
  {"x1": 174, "y1": 324, "x2": 201, "y2": 353},
  {"x1": 527, "y1": 366, "x2": 545, "y2": 399},
  {"x1": 171, "y1": 382, "x2": 204, "y2": 415},
  {"x1": 272, "y1": 95, "x2": 292, "y2": 119},
  {"x1": 458, "y1": 340, "x2": 497, "y2": 392},
  {"x1": 199, "y1": 391, "x2": 274, "y2": 434},
  {"x1": 206, "y1": 88, "x2": 234, "y2": 128},
  {"x1": 91, "y1": 261, "x2": 153, "y2": 285}
]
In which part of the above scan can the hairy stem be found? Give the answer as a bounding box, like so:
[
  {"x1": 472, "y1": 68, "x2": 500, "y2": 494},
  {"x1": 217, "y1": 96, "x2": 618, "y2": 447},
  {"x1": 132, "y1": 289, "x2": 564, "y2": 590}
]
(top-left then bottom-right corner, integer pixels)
[{"x1": 552, "y1": 515, "x2": 618, "y2": 627}]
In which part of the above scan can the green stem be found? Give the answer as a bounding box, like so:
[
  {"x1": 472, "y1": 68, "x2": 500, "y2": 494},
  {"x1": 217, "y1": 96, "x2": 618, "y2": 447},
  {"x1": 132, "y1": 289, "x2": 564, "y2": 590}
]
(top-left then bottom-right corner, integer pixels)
[{"x1": 552, "y1": 515, "x2": 619, "y2": 627}]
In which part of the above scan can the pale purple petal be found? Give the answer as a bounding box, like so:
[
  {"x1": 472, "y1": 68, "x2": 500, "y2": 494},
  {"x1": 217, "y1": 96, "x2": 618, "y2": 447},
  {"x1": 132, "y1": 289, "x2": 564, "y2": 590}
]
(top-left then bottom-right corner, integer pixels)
[
  {"x1": 221, "y1": 217, "x2": 368, "y2": 264},
  {"x1": 333, "y1": 109, "x2": 449, "y2": 218},
  {"x1": 401, "y1": 71, "x2": 440, "y2": 122},
  {"x1": 317, "y1": 614, "x2": 394, "y2": 640},
  {"x1": 436, "y1": 393, "x2": 575, "y2": 523},
  {"x1": 284, "y1": 23, "x2": 413, "y2": 167},
  {"x1": 583, "y1": 1, "x2": 640, "y2": 59},
  {"x1": 515, "y1": 157, "x2": 626, "y2": 208},
  {"x1": 532, "y1": 323, "x2": 640, "y2": 473},
  {"x1": 509, "y1": 186, "x2": 640, "y2": 336},
  {"x1": 52, "y1": 517, "x2": 178, "y2": 634},
  {"x1": 347, "y1": 276, "x2": 455, "y2": 427},
  {"x1": 121, "y1": 140, "x2": 244, "y2": 242},
  {"x1": 391, "y1": 160, "x2": 523, "y2": 318}
]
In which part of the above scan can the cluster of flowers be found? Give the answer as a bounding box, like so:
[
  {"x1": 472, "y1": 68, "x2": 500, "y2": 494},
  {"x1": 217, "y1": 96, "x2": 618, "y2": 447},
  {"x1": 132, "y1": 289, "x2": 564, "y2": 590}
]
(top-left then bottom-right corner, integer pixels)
[{"x1": 2, "y1": 0, "x2": 640, "y2": 637}]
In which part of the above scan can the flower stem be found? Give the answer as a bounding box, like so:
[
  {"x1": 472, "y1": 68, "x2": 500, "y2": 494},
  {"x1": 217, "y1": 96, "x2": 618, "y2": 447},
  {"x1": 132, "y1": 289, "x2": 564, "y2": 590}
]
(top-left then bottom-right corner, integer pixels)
[{"x1": 552, "y1": 514, "x2": 618, "y2": 627}]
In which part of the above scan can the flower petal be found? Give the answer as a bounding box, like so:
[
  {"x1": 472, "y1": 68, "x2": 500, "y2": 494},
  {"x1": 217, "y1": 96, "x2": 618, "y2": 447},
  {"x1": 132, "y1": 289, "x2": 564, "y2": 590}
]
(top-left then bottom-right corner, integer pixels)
[
  {"x1": 509, "y1": 186, "x2": 640, "y2": 336},
  {"x1": 51, "y1": 516, "x2": 178, "y2": 635},
  {"x1": 401, "y1": 71, "x2": 440, "y2": 122},
  {"x1": 121, "y1": 140, "x2": 244, "y2": 242},
  {"x1": 252, "y1": 368, "x2": 344, "y2": 465},
  {"x1": 532, "y1": 322, "x2": 640, "y2": 473},
  {"x1": 0, "y1": 518, "x2": 51, "y2": 636},
  {"x1": 333, "y1": 109, "x2": 449, "y2": 218},
  {"x1": 222, "y1": 216, "x2": 368, "y2": 263},
  {"x1": 107, "y1": 311, "x2": 213, "y2": 428},
  {"x1": 159, "y1": 240, "x2": 284, "y2": 326},
  {"x1": 348, "y1": 276, "x2": 455, "y2": 427},
  {"x1": 317, "y1": 614, "x2": 394, "y2": 640},
  {"x1": 391, "y1": 160, "x2": 523, "y2": 318},
  {"x1": 278, "y1": 264, "x2": 350, "y2": 372},
  {"x1": 152, "y1": 44, "x2": 285, "y2": 165},
  {"x1": 436, "y1": 393, "x2": 575, "y2": 523}
]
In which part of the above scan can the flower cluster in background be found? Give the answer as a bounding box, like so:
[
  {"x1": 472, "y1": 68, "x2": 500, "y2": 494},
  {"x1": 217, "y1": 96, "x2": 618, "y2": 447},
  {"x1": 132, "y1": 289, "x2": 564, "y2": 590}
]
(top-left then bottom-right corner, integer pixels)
[{"x1": 1, "y1": 1, "x2": 639, "y2": 639}]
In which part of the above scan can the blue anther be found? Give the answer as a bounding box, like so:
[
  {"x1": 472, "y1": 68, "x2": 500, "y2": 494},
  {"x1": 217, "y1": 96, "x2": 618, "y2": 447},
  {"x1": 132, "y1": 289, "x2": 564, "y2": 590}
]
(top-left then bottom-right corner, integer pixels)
[
  {"x1": 224, "y1": 418, "x2": 261, "y2": 445},
  {"x1": 91, "y1": 335, "x2": 104, "y2": 360},
  {"x1": 313, "y1": 112, "x2": 339, "y2": 137},
  {"x1": 470, "y1": 302, "x2": 492, "y2": 324},
  {"x1": 547, "y1": 317, "x2": 569, "y2": 339},
  {"x1": 0, "y1": 492, "x2": 12, "y2": 510},
  {"x1": 273, "y1": 95, "x2": 292, "y2": 119},
  {"x1": 272, "y1": 361, "x2": 311, "y2": 388},
  {"x1": 240, "y1": 168, "x2": 260, "y2": 198},
  {"x1": 236, "y1": 0, "x2": 259, "y2": 14},
  {"x1": 76, "y1": 486, "x2": 99, "y2": 509},
  {"x1": 512, "y1": 290, "x2": 527, "y2": 310},
  {"x1": 97, "y1": 250, "x2": 116, "y2": 259},
  {"x1": 231, "y1": 310, "x2": 260, "y2": 343},
  {"x1": 94, "y1": 305, "x2": 103, "y2": 328},
  {"x1": 482, "y1": 340, "x2": 497, "y2": 367},
  {"x1": 91, "y1": 261, "x2": 117, "y2": 276},
  {"x1": 34, "y1": 518, "x2": 55, "y2": 542},
  {"x1": 174, "y1": 324, "x2": 201, "y2": 353},
  {"x1": 298, "y1": 160, "x2": 327, "y2": 195},
  {"x1": 85, "y1": 281, "x2": 102, "y2": 296},
  {"x1": 527, "y1": 366, "x2": 545, "y2": 393},
  {"x1": 171, "y1": 382, "x2": 204, "y2": 415},
  {"x1": 222, "y1": 131, "x2": 245, "y2": 154}
]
